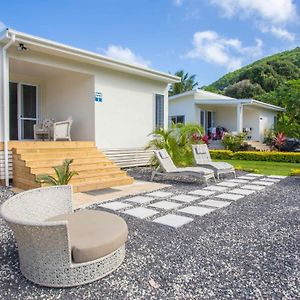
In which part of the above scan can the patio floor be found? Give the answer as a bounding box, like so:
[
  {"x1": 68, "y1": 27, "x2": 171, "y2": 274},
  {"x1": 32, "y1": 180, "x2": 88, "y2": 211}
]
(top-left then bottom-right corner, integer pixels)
[{"x1": 0, "y1": 169, "x2": 299, "y2": 299}]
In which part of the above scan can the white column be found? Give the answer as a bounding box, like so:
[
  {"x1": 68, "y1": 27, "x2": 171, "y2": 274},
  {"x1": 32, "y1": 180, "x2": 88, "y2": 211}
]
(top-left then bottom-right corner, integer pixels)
[{"x1": 236, "y1": 103, "x2": 243, "y2": 133}]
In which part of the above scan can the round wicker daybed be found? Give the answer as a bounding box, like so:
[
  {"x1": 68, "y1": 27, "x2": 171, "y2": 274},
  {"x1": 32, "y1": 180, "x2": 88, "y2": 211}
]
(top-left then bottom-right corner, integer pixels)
[{"x1": 0, "y1": 185, "x2": 128, "y2": 287}]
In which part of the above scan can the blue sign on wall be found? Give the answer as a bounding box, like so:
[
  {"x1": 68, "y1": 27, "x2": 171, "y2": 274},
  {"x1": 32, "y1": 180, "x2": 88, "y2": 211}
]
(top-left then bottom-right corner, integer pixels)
[{"x1": 95, "y1": 92, "x2": 103, "y2": 102}]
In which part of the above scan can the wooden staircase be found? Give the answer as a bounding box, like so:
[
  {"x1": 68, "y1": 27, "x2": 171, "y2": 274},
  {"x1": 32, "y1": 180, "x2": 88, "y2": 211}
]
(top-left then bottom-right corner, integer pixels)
[
  {"x1": 12, "y1": 141, "x2": 134, "y2": 192},
  {"x1": 245, "y1": 140, "x2": 271, "y2": 152}
]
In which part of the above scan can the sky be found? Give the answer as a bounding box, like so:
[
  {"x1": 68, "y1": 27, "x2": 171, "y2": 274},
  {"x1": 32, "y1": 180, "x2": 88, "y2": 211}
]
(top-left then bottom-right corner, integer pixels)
[{"x1": 0, "y1": 0, "x2": 299, "y2": 86}]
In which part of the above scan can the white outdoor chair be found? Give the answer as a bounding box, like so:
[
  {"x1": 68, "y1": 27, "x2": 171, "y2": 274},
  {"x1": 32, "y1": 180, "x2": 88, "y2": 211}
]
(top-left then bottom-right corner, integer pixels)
[
  {"x1": 34, "y1": 118, "x2": 54, "y2": 140},
  {"x1": 0, "y1": 186, "x2": 128, "y2": 287},
  {"x1": 192, "y1": 144, "x2": 236, "y2": 179},
  {"x1": 53, "y1": 117, "x2": 72, "y2": 141},
  {"x1": 151, "y1": 149, "x2": 216, "y2": 186}
]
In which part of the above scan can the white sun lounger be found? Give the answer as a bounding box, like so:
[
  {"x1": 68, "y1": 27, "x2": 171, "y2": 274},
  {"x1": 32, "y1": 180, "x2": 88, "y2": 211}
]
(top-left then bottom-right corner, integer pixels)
[
  {"x1": 192, "y1": 144, "x2": 236, "y2": 179},
  {"x1": 151, "y1": 149, "x2": 216, "y2": 186}
]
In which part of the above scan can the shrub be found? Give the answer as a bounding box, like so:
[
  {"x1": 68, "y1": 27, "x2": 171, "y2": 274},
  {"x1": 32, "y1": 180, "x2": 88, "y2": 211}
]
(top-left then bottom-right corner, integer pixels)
[
  {"x1": 221, "y1": 133, "x2": 246, "y2": 152},
  {"x1": 290, "y1": 168, "x2": 300, "y2": 176},
  {"x1": 234, "y1": 151, "x2": 300, "y2": 163},
  {"x1": 209, "y1": 150, "x2": 300, "y2": 163},
  {"x1": 209, "y1": 150, "x2": 233, "y2": 160}
]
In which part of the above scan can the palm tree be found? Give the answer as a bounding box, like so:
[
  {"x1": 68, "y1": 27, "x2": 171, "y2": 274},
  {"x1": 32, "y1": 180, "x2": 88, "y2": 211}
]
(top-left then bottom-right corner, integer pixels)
[
  {"x1": 169, "y1": 70, "x2": 198, "y2": 96},
  {"x1": 146, "y1": 123, "x2": 204, "y2": 166}
]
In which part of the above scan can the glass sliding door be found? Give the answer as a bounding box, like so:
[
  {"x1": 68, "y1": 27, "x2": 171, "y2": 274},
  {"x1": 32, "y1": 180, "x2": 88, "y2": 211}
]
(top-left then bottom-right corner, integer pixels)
[
  {"x1": 19, "y1": 84, "x2": 38, "y2": 139},
  {"x1": 9, "y1": 82, "x2": 38, "y2": 140}
]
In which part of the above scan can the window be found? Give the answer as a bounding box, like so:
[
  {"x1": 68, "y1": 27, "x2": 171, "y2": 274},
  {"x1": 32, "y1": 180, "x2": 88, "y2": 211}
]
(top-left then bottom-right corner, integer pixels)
[
  {"x1": 274, "y1": 115, "x2": 278, "y2": 127},
  {"x1": 155, "y1": 94, "x2": 164, "y2": 129},
  {"x1": 170, "y1": 115, "x2": 185, "y2": 124}
]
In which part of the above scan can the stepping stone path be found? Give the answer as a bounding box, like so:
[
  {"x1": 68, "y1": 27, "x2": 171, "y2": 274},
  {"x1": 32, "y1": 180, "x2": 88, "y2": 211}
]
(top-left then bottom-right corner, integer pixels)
[
  {"x1": 215, "y1": 193, "x2": 244, "y2": 201},
  {"x1": 260, "y1": 178, "x2": 281, "y2": 183},
  {"x1": 204, "y1": 186, "x2": 228, "y2": 192},
  {"x1": 99, "y1": 173, "x2": 286, "y2": 228},
  {"x1": 149, "y1": 201, "x2": 182, "y2": 210},
  {"x1": 99, "y1": 201, "x2": 132, "y2": 211},
  {"x1": 179, "y1": 206, "x2": 215, "y2": 216},
  {"x1": 153, "y1": 214, "x2": 193, "y2": 228},
  {"x1": 147, "y1": 191, "x2": 174, "y2": 198},
  {"x1": 125, "y1": 196, "x2": 154, "y2": 204},
  {"x1": 199, "y1": 199, "x2": 231, "y2": 208},
  {"x1": 123, "y1": 207, "x2": 159, "y2": 219},
  {"x1": 241, "y1": 184, "x2": 265, "y2": 191},
  {"x1": 238, "y1": 176, "x2": 256, "y2": 180},
  {"x1": 217, "y1": 182, "x2": 239, "y2": 187},
  {"x1": 228, "y1": 179, "x2": 250, "y2": 183},
  {"x1": 252, "y1": 180, "x2": 274, "y2": 186},
  {"x1": 171, "y1": 194, "x2": 199, "y2": 203},
  {"x1": 188, "y1": 190, "x2": 216, "y2": 196},
  {"x1": 245, "y1": 174, "x2": 264, "y2": 177},
  {"x1": 228, "y1": 188, "x2": 256, "y2": 195}
]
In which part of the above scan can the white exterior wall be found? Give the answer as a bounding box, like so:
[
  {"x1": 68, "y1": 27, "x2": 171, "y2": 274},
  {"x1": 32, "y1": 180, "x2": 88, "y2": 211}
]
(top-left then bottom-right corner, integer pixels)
[
  {"x1": 258, "y1": 108, "x2": 276, "y2": 141},
  {"x1": 6, "y1": 48, "x2": 169, "y2": 148},
  {"x1": 94, "y1": 70, "x2": 168, "y2": 149},
  {"x1": 169, "y1": 96, "x2": 197, "y2": 124},
  {"x1": 45, "y1": 73, "x2": 95, "y2": 141},
  {"x1": 243, "y1": 106, "x2": 260, "y2": 141}
]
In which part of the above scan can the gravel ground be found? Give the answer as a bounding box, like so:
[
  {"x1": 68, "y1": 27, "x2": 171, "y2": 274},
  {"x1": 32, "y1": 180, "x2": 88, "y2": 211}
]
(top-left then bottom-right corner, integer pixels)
[{"x1": 0, "y1": 168, "x2": 299, "y2": 300}]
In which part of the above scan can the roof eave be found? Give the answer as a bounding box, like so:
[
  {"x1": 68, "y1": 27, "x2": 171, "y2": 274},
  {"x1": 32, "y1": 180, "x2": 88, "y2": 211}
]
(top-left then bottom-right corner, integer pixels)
[{"x1": 2, "y1": 28, "x2": 180, "y2": 83}]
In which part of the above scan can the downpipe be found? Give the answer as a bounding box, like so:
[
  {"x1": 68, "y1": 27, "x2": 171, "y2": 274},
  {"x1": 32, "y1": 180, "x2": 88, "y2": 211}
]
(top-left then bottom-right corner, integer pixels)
[{"x1": 2, "y1": 33, "x2": 15, "y2": 186}]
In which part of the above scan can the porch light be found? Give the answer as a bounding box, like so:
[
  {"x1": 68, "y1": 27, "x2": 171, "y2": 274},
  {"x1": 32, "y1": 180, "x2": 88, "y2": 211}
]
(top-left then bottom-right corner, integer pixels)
[{"x1": 17, "y1": 43, "x2": 28, "y2": 52}]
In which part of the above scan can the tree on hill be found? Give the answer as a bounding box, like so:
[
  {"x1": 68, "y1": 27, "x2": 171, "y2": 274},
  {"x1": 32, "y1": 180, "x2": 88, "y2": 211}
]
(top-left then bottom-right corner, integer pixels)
[
  {"x1": 169, "y1": 70, "x2": 198, "y2": 96},
  {"x1": 224, "y1": 80, "x2": 264, "y2": 99}
]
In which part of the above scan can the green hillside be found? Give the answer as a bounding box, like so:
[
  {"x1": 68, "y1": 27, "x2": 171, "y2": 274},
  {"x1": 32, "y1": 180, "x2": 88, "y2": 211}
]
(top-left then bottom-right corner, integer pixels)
[
  {"x1": 205, "y1": 47, "x2": 300, "y2": 94},
  {"x1": 204, "y1": 47, "x2": 300, "y2": 138}
]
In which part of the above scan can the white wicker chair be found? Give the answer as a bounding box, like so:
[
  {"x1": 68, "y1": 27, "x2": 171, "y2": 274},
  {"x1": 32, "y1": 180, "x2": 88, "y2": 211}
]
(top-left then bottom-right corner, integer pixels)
[
  {"x1": 34, "y1": 118, "x2": 54, "y2": 140},
  {"x1": 53, "y1": 117, "x2": 72, "y2": 141},
  {"x1": 0, "y1": 186, "x2": 126, "y2": 287}
]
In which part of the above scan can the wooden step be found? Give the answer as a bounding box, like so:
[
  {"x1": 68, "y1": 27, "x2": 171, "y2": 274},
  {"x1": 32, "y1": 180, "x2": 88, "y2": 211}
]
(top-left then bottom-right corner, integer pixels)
[
  {"x1": 14, "y1": 147, "x2": 99, "y2": 154},
  {"x1": 11, "y1": 141, "x2": 134, "y2": 192},
  {"x1": 21, "y1": 157, "x2": 112, "y2": 168},
  {"x1": 9, "y1": 141, "x2": 95, "y2": 149},
  {"x1": 14, "y1": 151, "x2": 103, "y2": 160},
  {"x1": 29, "y1": 161, "x2": 116, "y2": 174},
  {"x1": 72, "y1": 176, "x2": 134, "y2": 193}
]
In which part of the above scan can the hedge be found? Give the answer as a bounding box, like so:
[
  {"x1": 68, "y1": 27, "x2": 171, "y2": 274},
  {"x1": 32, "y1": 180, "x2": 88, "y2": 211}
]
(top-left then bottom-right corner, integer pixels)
[{"x1": 209, "y1": 150, "x2": 300, "y2": 163}]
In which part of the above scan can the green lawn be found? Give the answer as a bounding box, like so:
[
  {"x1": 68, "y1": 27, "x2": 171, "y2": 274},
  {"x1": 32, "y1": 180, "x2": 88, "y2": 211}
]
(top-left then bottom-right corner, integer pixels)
[{"x1": 214, "y1": 159, "x2": 300, "y2": 176}]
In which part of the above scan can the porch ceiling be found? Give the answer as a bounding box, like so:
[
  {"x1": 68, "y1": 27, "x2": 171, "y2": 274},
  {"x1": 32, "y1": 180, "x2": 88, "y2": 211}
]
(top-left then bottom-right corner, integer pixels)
[{"x1": 9, "y1": 58, "x2": 86, "y2": 79}]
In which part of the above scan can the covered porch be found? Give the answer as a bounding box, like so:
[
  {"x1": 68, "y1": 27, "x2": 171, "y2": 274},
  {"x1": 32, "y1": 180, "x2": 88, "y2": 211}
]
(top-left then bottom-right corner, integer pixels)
[
  {"x1": 8, "y1": 57, "x2": 95, "y2": 142},
  {"x1": 195, "y1": 100, "x2": 260, "y2": 141}
]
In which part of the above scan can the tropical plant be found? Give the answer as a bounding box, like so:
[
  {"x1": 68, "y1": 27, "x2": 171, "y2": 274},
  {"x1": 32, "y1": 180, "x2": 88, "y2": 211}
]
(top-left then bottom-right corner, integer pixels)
[
  {"x1": 221, "y1": 133, "x2": 246, "y2": 152},
  {"x1": 36, "y1": 159, "x2": 78, "y2": 186},
  {"x1": 146, "y1": 123, "x2": 204, "y2": 166},
  {"x1": 169, "y1": 70, "x2": 198, "y2": 96},
  {"x1": 274, "y1": 132, "x2": 286, "y2": 150}
]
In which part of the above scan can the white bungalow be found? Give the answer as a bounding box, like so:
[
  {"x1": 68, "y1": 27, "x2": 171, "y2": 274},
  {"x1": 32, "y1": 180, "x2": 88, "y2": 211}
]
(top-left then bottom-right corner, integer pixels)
[
  {"x1": 0, "y1": 28, "x2": 179, "y2": 189},
  {"x1": 169, "y1": 89, "x2": 284, "y2": 142}
]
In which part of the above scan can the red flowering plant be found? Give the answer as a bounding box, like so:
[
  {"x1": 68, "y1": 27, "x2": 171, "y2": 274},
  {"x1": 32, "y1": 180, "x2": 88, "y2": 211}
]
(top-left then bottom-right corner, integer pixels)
[
  {"x1": 201, "y1": 134, "x2": 209, "y2": 144},
  {"x1": 274, "y1": 132, "x2": 286, "y2": 151}
]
